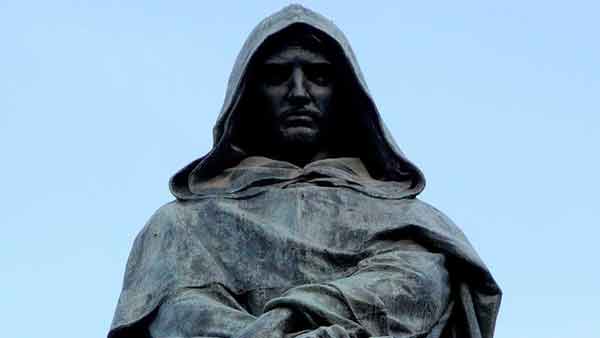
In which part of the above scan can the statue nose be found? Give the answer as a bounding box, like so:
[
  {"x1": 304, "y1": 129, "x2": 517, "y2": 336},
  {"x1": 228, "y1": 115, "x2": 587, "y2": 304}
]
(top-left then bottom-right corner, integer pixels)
[{"x1": 287, "y1": 68, "x2": 310, "y2": 104}]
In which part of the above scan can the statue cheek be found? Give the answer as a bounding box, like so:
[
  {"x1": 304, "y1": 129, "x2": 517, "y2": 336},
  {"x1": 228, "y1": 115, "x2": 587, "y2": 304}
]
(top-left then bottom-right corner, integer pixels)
[
  {"x1": 315, "y1": 93, "x2": 334, "y2": 113},
  {"x1": 315, "y1": 87, "x2": 334, "y2": 103},
  {"x1": 262, "y1": 86, "x2": 287, "y2": 105}
]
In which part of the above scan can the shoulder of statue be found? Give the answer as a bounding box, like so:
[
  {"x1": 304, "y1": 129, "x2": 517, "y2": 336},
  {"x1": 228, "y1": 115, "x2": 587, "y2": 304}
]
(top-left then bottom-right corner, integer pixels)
[
  {"x1": 409, "y1": 198, "x2": 452, "y2": 220},
  {"x1": 132, "y1": 200, "x2": 185, "y2": 241},
  {"x1": 141, "y1": 198, "x2": 214, "y2": 234}
]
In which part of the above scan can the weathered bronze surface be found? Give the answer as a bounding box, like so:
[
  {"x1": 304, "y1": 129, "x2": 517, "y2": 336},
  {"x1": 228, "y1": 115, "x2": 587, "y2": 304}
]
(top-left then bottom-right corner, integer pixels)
[{"x1": 109, "y1": 5, "x2": 501, "y2": 338}]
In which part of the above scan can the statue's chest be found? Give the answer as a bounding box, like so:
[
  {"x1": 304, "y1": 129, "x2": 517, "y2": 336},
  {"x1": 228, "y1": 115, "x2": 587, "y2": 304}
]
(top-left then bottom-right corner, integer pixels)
[
  {"x1": 231, "y1": 185, "x2": 390, "y2": 248},
  {"x1": 190, "y1": 185, "x2": 409, "y2": 248},
  {"x1": 181, "y1": 187, "x2": 424, "y2": 292}
]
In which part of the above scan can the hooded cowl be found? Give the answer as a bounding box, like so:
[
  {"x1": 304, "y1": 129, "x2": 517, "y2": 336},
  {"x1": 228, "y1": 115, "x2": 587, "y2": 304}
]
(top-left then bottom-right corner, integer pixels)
[
  {"x1": 108, "y1": 5, "x2": 501, "y2": 338},
  {"x1": 169, "y1": 4, "x2": 425, "y2": 200}
]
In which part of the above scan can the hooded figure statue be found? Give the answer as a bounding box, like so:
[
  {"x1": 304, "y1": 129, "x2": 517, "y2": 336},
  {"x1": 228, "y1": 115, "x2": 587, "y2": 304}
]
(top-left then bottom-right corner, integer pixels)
[{"x1": 108, "y1": 5, "x2": 501, "y2": 338}]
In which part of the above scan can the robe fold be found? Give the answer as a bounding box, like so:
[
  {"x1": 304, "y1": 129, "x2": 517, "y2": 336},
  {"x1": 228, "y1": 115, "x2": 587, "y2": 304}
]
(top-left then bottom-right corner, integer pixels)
[{"x1": 109, "y1": 157, "x2": 500, "y2": 338}]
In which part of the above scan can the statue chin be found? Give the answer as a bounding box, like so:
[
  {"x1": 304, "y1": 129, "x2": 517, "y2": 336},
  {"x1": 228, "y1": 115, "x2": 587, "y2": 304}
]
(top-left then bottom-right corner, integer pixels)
[
  {"x1": 272, "y1": 126, "x2": 324, "y2": 165},
  {"x1": 279, "y1": 126, "x2": 320, "y2": 146}
]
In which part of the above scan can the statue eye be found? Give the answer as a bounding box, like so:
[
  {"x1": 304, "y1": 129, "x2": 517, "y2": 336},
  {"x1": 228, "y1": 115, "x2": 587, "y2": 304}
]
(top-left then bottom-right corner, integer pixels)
[
  {"x1": 261, "y1": 64, "x2": 292, "y2": 85},
  {"x1": 305, "y1": 63, "x2": 333, "y2": 86}
]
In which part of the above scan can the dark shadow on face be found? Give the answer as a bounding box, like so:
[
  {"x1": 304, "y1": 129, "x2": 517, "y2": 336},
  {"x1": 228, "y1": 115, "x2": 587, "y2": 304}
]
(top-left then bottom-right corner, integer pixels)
[
  {"x1": 232, "y1": 26, "x2": 365, "y2": 167},
  {"x1": 258, "y1": 46, "x2": 334, "y2": 153}
]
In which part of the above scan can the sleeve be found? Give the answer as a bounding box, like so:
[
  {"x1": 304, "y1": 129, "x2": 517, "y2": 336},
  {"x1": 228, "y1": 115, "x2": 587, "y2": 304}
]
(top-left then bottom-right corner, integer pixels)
[
  {"x1": 148, "y1": 284, "x2": 256, "y2": 338},
  {"x1": 148, "y1": 285, "x2": 310, "y2": 338},
  {"x1": 263, "y1": 239, "x2": 452, "y2": 338}
]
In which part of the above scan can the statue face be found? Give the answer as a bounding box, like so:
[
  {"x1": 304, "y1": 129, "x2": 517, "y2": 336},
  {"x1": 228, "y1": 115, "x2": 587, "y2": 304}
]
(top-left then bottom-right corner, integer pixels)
[{"x1": 257, "y1": 45, "x2": 335, "y2": 148}]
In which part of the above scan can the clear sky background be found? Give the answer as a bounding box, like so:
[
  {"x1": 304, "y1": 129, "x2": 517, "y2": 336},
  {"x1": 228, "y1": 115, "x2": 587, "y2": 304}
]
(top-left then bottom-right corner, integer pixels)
[{"x1": 1, "y1": 1, "x2": 598, "y2": 337}]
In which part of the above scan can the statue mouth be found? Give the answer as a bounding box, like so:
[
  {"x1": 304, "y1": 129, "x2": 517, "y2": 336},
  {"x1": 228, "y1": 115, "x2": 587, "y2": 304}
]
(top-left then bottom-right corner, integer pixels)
[
  {"x1": 286, "y1": 115, "x2": 315, "y2": 127},
  {"x1": 282, "y1": 108, "x2": 319, "y2": 127}
]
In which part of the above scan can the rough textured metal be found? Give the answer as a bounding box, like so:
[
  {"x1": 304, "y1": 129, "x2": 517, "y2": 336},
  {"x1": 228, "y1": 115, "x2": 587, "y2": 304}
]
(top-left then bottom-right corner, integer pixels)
[{"x1": 108, "y1": 4, "x2": 501, "y2": 338}]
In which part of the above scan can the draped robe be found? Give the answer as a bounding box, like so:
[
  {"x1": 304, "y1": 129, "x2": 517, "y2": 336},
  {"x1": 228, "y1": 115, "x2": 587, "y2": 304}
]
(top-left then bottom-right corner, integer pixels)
[{"x1": 108, "y1": 5, "x2": 501, "y2": 338}]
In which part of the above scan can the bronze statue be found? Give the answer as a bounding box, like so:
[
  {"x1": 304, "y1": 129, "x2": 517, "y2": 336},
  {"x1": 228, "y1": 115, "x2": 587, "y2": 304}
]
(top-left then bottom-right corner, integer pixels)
[{"x1": 108, "y1": 5, "x2": 501, "y2": 338}]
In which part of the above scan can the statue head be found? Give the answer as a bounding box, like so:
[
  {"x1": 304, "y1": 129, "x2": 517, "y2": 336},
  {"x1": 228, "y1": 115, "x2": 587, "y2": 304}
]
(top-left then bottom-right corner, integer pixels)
[
  {"x1": 256, "y1": 44, "x2": 334, "y2": 165},
  {"x1": 239, "y1": 26, "x2": 347, "y2": 166}
]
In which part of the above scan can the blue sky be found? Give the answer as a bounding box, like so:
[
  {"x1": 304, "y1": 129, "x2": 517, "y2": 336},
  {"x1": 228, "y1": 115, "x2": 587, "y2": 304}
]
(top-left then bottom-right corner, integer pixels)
[{"x1": 1, "y1": 1, "x2": 598, "y2": 337}]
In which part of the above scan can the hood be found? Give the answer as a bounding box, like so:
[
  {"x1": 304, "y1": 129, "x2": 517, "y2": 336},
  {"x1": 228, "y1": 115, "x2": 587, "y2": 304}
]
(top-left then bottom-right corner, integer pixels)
[{"x1": 170, "y1": 4, "x2": 426, "y2": 200}]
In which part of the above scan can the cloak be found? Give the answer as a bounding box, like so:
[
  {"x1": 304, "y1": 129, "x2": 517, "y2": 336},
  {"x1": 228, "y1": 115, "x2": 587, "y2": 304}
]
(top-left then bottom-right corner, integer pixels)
[{"x1": 108, "y1": 5, "x2": 501, "y2": 338}]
